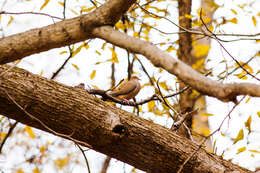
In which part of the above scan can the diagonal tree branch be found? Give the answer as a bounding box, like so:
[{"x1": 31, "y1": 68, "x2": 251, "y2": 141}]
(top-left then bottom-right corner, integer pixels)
[
  {"x1": 0, "y1": 64, "x2": 251, "y2": 173},
  {"x1": 0, "y1": 0, "x2": 136, "y2": 64},
  {"x1": 91, "y1": 26, "x2": 260, "y2": 101}
]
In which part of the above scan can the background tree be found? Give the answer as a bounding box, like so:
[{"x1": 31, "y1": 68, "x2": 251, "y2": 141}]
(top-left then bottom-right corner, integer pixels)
[{"x1": 0, "y1": 0, "x2": 259, "y2": 172}]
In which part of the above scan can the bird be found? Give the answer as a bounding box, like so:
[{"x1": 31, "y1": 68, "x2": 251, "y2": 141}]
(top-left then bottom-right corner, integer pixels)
[{"x1": 108, "y1": 76, "x2": 141, "y2": 105}]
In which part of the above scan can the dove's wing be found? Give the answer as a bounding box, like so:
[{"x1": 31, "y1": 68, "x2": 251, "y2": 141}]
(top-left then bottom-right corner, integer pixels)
[{"x1": 110, "y1": 80, "x2": 138, "y2": 97}]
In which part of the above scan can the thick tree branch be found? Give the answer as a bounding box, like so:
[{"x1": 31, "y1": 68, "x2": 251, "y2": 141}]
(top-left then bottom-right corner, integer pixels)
[
  {"x1": 92, "y1": 26, "x2": 260, "y2": 101},
  {"x1": 0, "y1": 0, "x2": 136, "y2": 64},
  {"x1": 0, "y1": 65, "x2": 251, "y2": 173}
]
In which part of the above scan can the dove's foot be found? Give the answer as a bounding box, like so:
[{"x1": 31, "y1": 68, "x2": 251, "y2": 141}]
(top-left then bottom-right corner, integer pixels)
[{"x1": 122, "y1": 99, "x2": 135, "y2": 106}]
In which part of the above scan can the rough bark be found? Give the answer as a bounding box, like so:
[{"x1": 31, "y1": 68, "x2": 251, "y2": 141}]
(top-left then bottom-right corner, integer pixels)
[
  {"x1": 0, "y1": 0, "x2": 136, "y2": 64},
  {"x1": 0, "y1": 65, "x2": 252, "y2": 173},
  {"x1": 177, "y1": 0, "x2": 194, "y2": 138}
]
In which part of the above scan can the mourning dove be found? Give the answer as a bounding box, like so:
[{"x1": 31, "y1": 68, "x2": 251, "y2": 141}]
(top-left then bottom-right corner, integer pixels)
[{"x1": 108, "y1": 76, "x2": 141, "y2": 104}]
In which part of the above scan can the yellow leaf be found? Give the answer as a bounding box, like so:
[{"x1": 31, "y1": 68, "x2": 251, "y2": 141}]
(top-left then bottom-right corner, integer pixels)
[
  {"x1": 237, "y1": 146, "x2": 246, "y2": 154},
  {"x1": 193, "y1": 45, "x2": 210, "y2": 57},
  {"x1": 58, "y1": 1, "x2": 64, "y2": 6},
  {"x1": 108, "y1": 47, "x2": 118, "y2": 63},
  {"x1": 258, "y1": 12, "x2": 260, "y2": 17},
  {"x1": 200, "y1": 113, "x2": 214, "y2": 117},
  {"x1": 84, "y1": 43, "x2": 89, "y2": 50},
  {"x1": 40, "y1": 145, "x2": 45, "y2": 154},
  {"x1": 147, "y1": 101, "x2": 155, "y2": 112},
  {"x1": 72, "y1": 44, "x2": 84, "y2": 57},
  {"x1": 244, "y1": 116, "x2": 251, "y2": 133},
  {"x1": 245, "y1": 97, "x2": 251, "y2": 103},
  {"x1": 235, "y1": 73, "x2": 247, "y2": 80},
  {"x1": 199, "y1": 126, "x2": 210, "y2": 136},
  {"x1": 16, "y1": 169, "x2": 24, "y2": 173},
  {"x1": 90, "y1": 70, "x2": 96, "y2": 79},
  {"x1": 0, "y1": 132, "x2": 7, "y2": 140},
  {"x1": 192, "y1": 58, "x2": 205, "y2": 70},
  {"x1": 142, "y1": 27, "x2": 150, "y2": 35},
  {"x1": 228, "y1": 18, "x2": 237, "y2": 24},
  {"x1": 212, "y1": 139, "x2": 217, "y2": 153},
  {"x1": 39, "y1": 70, "x2": 43, "y2": 76},
  {"x1": 166, "y1": 45, "x2": 176, "y2": 52},
  {"x1": 231, "y1": 9, "x2": 237, "y2": 15},
  {"x1": 81, "y1": 6, "x2": 96, "y2": 13},
  {"x1": 142, "y1": 36, "x2": 149, "y2": 41},
  {"x1": 115, "y1": 21, "x2": 126, "y2": 31},
  {"x1": 232, "y1": 129, "x2": 244, "y2": 144},
  {"x1": 190, "y1": 90, "x2": 200, "y2": 98},
  {"x1": 131, "y1": 168, "x2": 137, "y2": 173},
  {"x1": 33, "y1": 167, "x2": 40, "y2": 173},
  {"x1": 95, "y1": 50, "x2": 101, "y2": 55},
  {"x1": 54, "y1": 157, "x2": 69, "y2": 170},
  {"x1": 101, "y1": 42, "x2": 107, "y2": 50},
  {"x1": 133, "y1": 32, "x2": 140, "y2": 37},
  {"x1": 158, "y1": 81, "x2": 169, "y2": 90},
  {"x1": 72, "y1": 64, "x2": 79, "y2": 70},
  {"x1": 257, "y1": 111, "x2": 260, "y2": 118},
  {"x1": 25, "y1": 125, "x2": 35, "y2": 138},
  {"x1": 249, "y1": 149, "x2": 260, "y2": 153},
  {"x1": 184, "y1": 14, "x2": 193, "y2": 19},
  {"x1": 70, "y1": 9, "x2": 79, "y2": 15},
  {"x1": 252, "y1": 16, "x2": 257, "y2": 27},
  {"x1": 159, "y1": 42, "x2": 166, "y2": 47},
  {"x1": 153, "y1": 109, "x2": 164, "y2": 116},
  {"x1": 59, "y1": 51, "x2": 67, "y2": 55},
  {"x1": 40, "y1": 0, "x2": 50, "y2": 10},
  {"x1": 92, "y1": 85, "x2": 99, "y2": 89},
  {"x1": 7, "y1": 16, "x2": 14, "y2": 26}
]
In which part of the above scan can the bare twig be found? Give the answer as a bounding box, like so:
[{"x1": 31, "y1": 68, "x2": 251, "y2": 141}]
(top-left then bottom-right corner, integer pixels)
[
  {"x1": 199, "y1": 10, "x2": 260, "y2": 82},
  {"x1": 135, "y1": 56, "x2": 155, "y2": 86},
  {"x1": 177, "y1": 96, "x2": 245, "y2": 173},
  {"x1": 0, "y1": 121, "x2": 18, "y2": 153},
  {"x1": 75, "y1": 143, "x2": 91, "y2": 173},
  {"x1": 0, "y1": 11, "x2": 63, "y2": 20}
]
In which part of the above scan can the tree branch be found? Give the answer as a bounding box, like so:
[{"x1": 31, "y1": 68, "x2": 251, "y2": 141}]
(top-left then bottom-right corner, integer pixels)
[
  {"x1": 0, "y1": 64, "x2": 251, "y2": 173},
  {"x1": 92, "y1": 26, "x2": 260, "y2": 101},
  {"x1": 0, "y1": 0, "x2": 136, "y2": 64}
]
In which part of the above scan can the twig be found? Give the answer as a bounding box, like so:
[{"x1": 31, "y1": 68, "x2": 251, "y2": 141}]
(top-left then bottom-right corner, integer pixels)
[
  {"x1": 155, "y1": 77, "x2": 176, "y2": 119},
  {"x1": 106, "y1": 79, "x2": 124, "y2": 92},
  {"x1": 170, "y1": 110, "x2": 197, "y2": 131},
  {"x1": 0, "y1": 11, "x2": 63, "y2": 20},
  {"x1": 177, "y1": 95, "x2": 245, "y2": 172},
  {"x1": 0, "y1": 121, "x2": 18, "y2": 153},
  {"x1": 100, "y1": 156, "x2": 111, "y2": 173},
  {"x1": 75, "y1": 143, "x2": 91, "y2": 173},
  {"x1": 199, "y1": 9, "x2": 260, "y2": 82},
  {"x1": 135, "y1": 56, "x2": 155, "y2": 86}
]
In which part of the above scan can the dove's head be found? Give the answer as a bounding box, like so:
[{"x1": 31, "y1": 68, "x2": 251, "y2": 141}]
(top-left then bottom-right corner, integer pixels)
[{"x1": 130, "y1": 75, "x2": 140, "y2": 81}]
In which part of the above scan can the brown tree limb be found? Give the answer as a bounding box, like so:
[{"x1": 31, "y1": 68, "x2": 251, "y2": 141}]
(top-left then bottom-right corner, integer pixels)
[
  {"x1": 0, "y1": 0, "x2": 136, "y2": 64},
  {"x1": 92, "y1": 26, "x2": 260, "y2": 101},
  {"x1": 0, "y1": 65, "x2": 252, "y2": 173}
]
